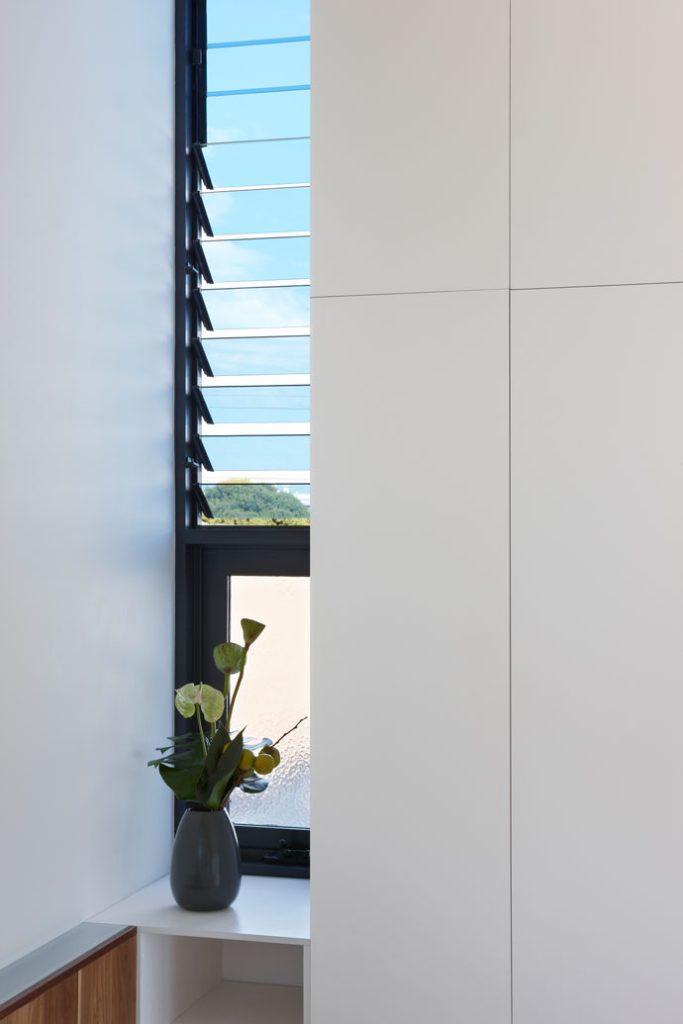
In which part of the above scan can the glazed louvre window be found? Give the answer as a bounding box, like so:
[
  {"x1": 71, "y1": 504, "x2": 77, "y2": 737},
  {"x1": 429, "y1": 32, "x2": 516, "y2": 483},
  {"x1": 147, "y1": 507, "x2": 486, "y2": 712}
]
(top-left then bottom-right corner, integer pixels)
[
  {"x1": 192, "y1": 0, "x2": 311, "y2": 527},
  {"x1": 175, "y1": 0, "x2": 310, "y2": 875}
]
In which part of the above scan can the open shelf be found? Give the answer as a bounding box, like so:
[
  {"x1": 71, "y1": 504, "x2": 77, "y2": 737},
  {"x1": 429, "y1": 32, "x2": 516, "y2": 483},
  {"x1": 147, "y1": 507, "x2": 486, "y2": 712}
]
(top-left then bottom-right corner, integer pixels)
[
  {"x1": 172, "y1": 982, "x2": 302, "y2": 1024},
  {"x1": 90, "y1": 877, "x2": 310, "y2": 1024}
]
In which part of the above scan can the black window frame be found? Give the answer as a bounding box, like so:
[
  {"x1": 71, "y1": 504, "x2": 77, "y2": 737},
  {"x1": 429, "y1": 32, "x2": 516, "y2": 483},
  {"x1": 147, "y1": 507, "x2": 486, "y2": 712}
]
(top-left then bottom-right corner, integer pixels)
[{"x1": 174, "y1": 0, "x2": 310, "y2": 878}]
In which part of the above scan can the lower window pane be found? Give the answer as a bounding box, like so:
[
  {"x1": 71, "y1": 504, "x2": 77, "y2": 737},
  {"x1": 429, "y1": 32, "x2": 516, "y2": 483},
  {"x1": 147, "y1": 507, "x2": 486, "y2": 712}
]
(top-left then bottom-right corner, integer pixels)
[{"x1": 228, "y1": 575, "x2": 310, "y2": 828}]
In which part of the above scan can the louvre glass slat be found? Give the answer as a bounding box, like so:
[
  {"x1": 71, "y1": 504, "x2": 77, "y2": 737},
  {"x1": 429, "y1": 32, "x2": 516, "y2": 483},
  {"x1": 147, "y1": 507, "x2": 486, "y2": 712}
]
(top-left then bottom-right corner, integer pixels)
[
  {"x1": 208, "y1": 0, "x2": 309, "y2": 43},
  {"x1": 203, "y1": 139, "x2": 309, "y2": 188},
  {"x1": 201, "y1": 335, "x2": 310, "y2": 376},
  {"x1": 208, "y1": 39, "x2": 309, "y2": 95},
  {"x1": 201, "y1": 384, "x2": 309, "y2": 424},
  {"x1": 207, "y1": 90, "x2": 309, "y2": 142},
  {"x1": 202, "y1": 434, "x2": 310, "y2": 472},
  {"x1": 201, "y1": 186, "x2": 309, "y2": 235},
  {"x1": 199, "y1": 482, "x2": 310, "y2": 526},
  {"x1": 202, "y1": 236, "x2": 310, "y2": 283},
  {"x1": 201, "y1": 285, "x2": 310, "y2": 331}
]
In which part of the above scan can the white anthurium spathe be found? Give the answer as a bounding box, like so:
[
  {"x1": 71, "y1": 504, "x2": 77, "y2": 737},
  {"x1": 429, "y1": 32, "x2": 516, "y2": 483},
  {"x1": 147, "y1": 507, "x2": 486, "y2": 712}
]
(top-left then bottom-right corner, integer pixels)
[
  {"x1": 175, "y1": 683, "x2": 225, "y2": 724},
  {"x1": 174, "y1": 684, "x2": 200, "y2": 718}
]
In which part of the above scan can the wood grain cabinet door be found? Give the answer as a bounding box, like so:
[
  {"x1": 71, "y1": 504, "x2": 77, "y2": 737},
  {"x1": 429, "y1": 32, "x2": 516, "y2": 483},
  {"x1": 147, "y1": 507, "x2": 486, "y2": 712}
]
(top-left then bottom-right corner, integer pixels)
[
  {"x1": 78, "y1": 934, "x2": 136, "y2": 1024},
  {"x1": 3, "y1": 975, "x2": 78, "y2": 1024}
]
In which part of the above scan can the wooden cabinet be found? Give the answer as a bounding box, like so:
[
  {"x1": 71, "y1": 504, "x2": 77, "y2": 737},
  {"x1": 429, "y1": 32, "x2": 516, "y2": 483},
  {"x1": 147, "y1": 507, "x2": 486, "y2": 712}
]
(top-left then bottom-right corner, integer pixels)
[
  {"x1": 0, "y1": 932, "x2": 135, "y2": 1024},
  {"x1": 3, "y1": 976, "x2": 77, "y2": 1024},
  {"x1": 79, "y1": 935, "x2": 136, "y2": 1024}
]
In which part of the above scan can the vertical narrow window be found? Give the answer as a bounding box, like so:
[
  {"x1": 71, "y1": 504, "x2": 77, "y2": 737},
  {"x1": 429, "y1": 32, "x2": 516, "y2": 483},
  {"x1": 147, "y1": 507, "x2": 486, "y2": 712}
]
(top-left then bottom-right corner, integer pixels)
[
  {"x1": 196, "y1": 0, "x2": 311, "y2": 527},
  {"x1": 175, "y1": 0, "x2": 310, "y2": 875}
]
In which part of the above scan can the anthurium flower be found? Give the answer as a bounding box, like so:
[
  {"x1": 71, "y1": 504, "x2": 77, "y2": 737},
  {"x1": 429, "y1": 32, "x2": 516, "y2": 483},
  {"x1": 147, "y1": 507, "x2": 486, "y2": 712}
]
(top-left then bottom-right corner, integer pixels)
[
  {"x1": 175, "y1": 683, "x2": 225, "y2": 724},
  {"x1": 213, "y1": 641, "x2": 245, "y2": 674},
  {"x1": 241, "y1": 618, "x2": 265, "y2": 644}
]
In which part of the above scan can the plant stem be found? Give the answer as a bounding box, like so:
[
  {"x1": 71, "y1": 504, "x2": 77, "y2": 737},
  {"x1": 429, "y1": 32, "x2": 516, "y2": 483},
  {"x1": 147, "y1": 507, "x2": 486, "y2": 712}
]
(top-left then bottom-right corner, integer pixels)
[
  {"x1": 224, "y1": 671, "x2": 231, "y2": 726},
  {"x1": 273, "y1": 716, "x2": 308, "y2": 747},
  {"x1": 196, "y1": 705, "x2": 208, "y2": 758},
  {"x1": 226, "y1": 645, "x2": 250, "y2": 735}
]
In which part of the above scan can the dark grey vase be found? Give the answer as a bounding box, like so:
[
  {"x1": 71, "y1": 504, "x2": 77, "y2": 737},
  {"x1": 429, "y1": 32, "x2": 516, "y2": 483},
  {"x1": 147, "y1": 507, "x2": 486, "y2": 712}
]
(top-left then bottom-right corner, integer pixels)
[{"x1": 170, "y1": 808, "x2": 242, "y2": 911}]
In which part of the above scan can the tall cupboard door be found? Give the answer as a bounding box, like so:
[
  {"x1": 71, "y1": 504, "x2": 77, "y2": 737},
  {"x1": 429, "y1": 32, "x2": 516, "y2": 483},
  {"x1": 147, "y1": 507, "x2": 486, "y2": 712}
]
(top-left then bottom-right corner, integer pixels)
[
  {"x1": 511, "y1": 284, "x2": 683, "y2": 1023},
  {"x1": 512, "y1": 0, "x2": 683, "y2": 289},
  {"x1": 312, "y1": 289, "x2": 511, "y2": 1024}
]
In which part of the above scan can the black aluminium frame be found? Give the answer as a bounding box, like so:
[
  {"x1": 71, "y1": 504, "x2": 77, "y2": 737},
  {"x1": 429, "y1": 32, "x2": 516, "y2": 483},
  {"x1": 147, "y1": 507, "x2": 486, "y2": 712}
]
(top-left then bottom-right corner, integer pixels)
[{"x1": 174, "y1": 0, "x2": 311, "y2": 877}]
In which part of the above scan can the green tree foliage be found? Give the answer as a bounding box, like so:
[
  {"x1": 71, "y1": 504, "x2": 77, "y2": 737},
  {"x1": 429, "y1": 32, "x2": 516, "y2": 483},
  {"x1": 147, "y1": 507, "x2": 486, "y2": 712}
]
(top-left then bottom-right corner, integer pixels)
[{"x1": 202, "y1": 483, "x2": 310, "y2": 526}]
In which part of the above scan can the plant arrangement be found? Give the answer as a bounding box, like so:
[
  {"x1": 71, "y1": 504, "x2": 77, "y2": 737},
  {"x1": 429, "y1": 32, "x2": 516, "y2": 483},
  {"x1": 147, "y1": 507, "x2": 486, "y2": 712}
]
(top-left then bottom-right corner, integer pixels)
[{"x1": 148, "y1": 618, "x2": 305, "y2": 811}]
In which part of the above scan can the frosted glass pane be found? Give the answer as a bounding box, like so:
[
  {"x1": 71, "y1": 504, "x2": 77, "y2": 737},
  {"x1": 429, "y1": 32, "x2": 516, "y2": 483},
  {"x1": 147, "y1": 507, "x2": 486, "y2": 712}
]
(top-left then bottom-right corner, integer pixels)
[{"x1": 228, "y1": 576, "x2": 310, "y2": 828}]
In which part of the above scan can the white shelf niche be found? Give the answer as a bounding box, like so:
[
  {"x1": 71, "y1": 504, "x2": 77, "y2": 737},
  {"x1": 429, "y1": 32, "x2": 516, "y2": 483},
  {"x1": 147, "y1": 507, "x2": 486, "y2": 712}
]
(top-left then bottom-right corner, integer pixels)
[
  {"x1": 139, "y1": 934, "x2": 306, "y2": 1024},
  {"x1": 173, "y1": 981, "x2": 302, "y2": 1024},
  {"x1": 91, "y1": 876, "x2": 310, "y2": 1024}
]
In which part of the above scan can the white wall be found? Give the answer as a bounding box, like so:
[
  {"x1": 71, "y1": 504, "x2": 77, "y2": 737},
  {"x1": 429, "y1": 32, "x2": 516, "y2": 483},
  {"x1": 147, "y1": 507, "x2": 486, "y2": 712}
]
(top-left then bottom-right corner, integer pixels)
[
  {"x1": 0, "y1": 0, "x2": 174, "y2": 967},
  {"x1": 311, "y1": 2, "x2": 511, "y2": 1021}
]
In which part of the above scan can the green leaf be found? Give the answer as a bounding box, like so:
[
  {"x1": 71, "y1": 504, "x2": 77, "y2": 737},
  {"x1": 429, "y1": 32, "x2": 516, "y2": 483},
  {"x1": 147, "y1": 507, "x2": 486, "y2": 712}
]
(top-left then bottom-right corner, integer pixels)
[
  {"x1": 204, "y1": 731, "x2": 245, "y2": 810},
  {"x1": 159, "y1": 763, "x2": 203, "y2": 801},
  {"x1": 240, "y1": 774, "x2": 269, "y2": 794},
  {"x1": 198, "y1": 684, "x2": 225, "y2": 724},
  {"x1": 204, "y1": 725, "x2": 230, "y2": 778},
  {"x1": 175, "y1": 683, "x2": 200, "y2": 718},
  {"x1": 148, "y1": 734, "x2": 207, "y2": 770},
  {"x1": 241, "y1": 618, "x2": 266, "y2": 645},
  {"x1": 213, "y1": 731, "x2": 245, "y2": 783}
]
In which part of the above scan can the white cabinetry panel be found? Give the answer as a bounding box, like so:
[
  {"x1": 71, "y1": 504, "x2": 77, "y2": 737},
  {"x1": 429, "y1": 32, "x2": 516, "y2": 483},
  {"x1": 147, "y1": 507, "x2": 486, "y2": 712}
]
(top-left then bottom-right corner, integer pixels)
[
  {"x1": 312, "y1": 0, "x2": 509, "y2": 296},
  {"x1": 312, "y1": 289, "x2": 510, "y2": 1023},
  {"x1": 512, "y1": 0, "x2": 683, "y2": 288},
  {"x1": 512, "y1": 284, "x2": 683, "y2": 1023}
]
